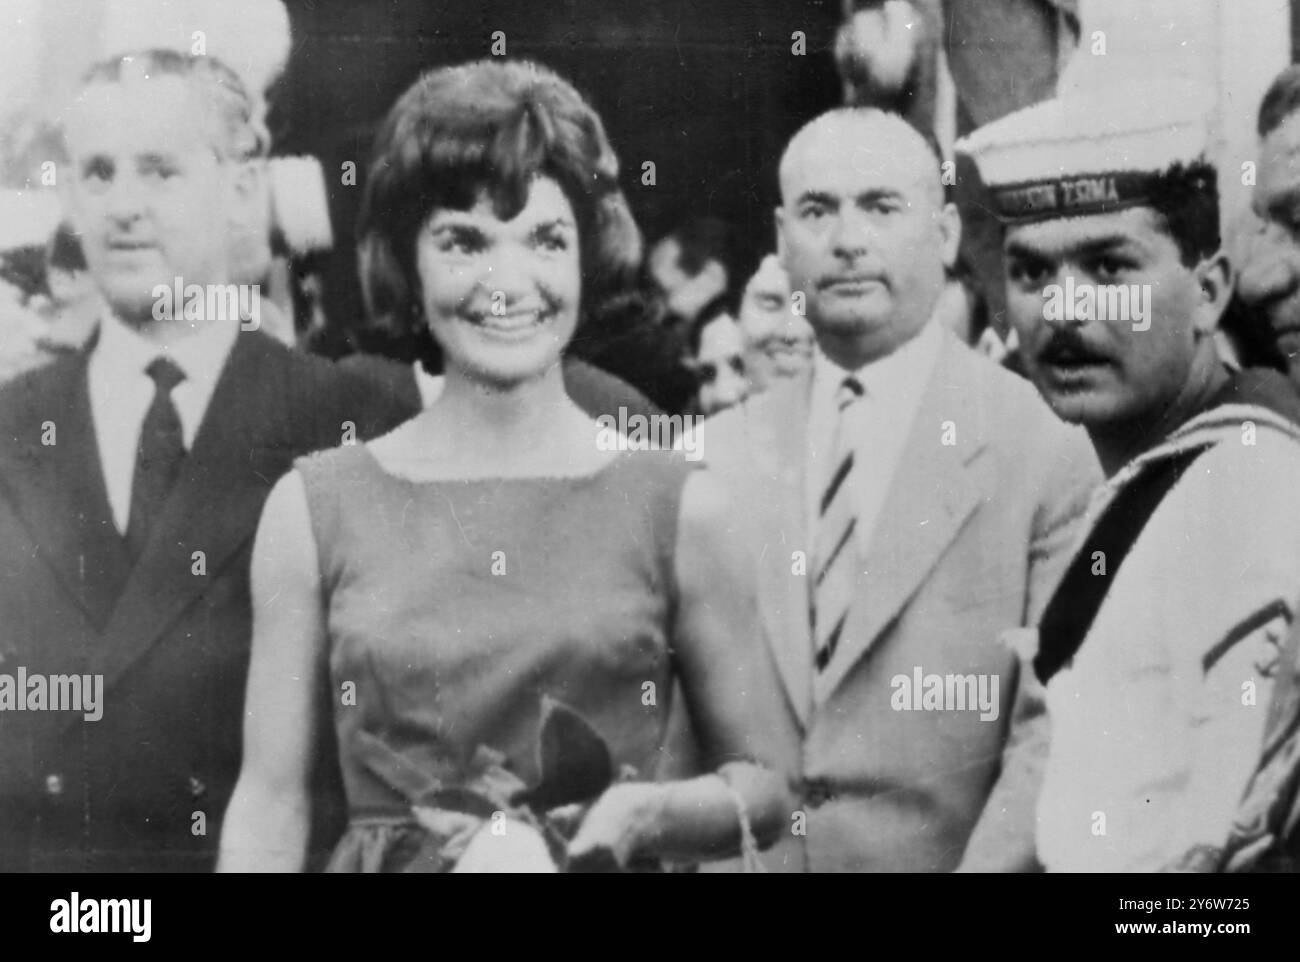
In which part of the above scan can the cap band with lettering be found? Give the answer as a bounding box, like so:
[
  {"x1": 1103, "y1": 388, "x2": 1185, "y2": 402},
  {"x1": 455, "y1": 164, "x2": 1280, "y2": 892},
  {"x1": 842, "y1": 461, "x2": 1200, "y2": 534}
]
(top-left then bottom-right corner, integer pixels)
[
  {"x1": 956, "y1": 79, "x2": 1215, "y2": 225},
  {"x1": 991, "y1": 171, "x2": 1162, "y2": 224}
]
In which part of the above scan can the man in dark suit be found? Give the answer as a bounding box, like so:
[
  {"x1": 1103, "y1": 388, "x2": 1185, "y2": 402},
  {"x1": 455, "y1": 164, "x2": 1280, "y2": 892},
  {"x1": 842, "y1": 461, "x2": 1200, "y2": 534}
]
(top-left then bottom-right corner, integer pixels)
[{"x1": 0, "y1": 49, "x2": 409, "y2": 872}]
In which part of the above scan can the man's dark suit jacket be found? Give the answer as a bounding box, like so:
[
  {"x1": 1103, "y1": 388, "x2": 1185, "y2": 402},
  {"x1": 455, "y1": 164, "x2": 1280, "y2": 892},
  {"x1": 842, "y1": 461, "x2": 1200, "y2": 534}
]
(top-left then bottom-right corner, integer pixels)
[{"x1": 0, "y1": 329, "x2": 412, "y2": 872}]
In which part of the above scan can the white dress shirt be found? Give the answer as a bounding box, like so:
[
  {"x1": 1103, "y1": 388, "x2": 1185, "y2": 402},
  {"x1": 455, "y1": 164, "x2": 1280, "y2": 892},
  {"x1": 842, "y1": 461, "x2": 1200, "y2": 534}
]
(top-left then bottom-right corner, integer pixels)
[
  {"x1": 805, "y1": 320, "x2": 943, "y2": 549},
  {"x1": 87, "y1": 314, "x2": 239, "y2": 534}
]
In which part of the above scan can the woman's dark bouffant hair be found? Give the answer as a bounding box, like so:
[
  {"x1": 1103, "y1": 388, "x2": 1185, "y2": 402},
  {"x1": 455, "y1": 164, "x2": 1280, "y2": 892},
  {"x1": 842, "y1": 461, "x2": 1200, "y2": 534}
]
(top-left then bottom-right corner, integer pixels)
[{"x1": 357, "y1": 59, "x2": 643, "y2": 374}]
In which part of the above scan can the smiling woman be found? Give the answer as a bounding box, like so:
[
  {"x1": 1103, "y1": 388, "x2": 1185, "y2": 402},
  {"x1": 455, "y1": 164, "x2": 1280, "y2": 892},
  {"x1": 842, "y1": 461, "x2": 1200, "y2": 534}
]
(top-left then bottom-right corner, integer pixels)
[
  {"x1": 415, "y1": 176, "x2": 581, "y2": 389},
  {"x1": 356, "y1": 59, "x2": 641, "y2": 379},
  {"x1": 218, "y1": 59, "x2": 797, "y2": 874}
]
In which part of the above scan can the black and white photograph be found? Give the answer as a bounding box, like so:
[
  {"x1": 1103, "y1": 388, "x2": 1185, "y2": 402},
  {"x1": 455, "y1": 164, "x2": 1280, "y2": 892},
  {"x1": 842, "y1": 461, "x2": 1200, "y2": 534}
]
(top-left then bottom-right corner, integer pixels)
[{"x1": 0, "y1": 0, "x2": 1296, "y2": 941}]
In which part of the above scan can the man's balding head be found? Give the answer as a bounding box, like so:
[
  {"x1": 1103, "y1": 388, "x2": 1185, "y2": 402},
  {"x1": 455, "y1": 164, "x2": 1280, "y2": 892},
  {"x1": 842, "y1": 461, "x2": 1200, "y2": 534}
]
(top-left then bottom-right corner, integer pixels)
[
  {"x1": 779, "y1": 108, "x2": 945, "y2": 210},
  {"x1": 775, "y1": 108, "x2": 959, "y2": 368}
]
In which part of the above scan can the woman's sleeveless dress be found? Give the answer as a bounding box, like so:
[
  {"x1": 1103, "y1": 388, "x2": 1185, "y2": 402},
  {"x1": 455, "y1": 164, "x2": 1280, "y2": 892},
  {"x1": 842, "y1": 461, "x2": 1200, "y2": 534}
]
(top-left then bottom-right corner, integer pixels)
[{"x1": 294, "y1": 444, "x2": 693, "y2": 871}]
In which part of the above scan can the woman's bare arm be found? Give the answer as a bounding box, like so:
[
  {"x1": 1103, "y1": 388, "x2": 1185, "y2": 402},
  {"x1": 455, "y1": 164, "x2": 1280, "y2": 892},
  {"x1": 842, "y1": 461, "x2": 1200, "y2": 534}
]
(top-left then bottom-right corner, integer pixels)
[
  {"x1": 217, "y1": 471, "x2": 328, "y2": 872},
  {"x1": 569, "y1": 468, "x2": 799, "y2": 865}
]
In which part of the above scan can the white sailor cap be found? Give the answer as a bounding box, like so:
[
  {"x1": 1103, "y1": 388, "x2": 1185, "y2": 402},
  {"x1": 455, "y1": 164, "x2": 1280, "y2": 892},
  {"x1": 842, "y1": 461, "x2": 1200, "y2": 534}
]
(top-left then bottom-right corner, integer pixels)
[{"x1": 955, "y1": 80, "x2": 1215, "y2": 224}]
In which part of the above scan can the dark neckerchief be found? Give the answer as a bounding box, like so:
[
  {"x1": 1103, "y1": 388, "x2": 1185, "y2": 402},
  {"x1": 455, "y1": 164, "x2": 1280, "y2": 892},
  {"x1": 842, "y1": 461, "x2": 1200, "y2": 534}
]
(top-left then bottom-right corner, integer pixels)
[
  {"x1": 1033, "y1": 366, "x2": 1296, "y2": 685},
  {"x1": 1032, "y1": 444, "x2": 1209, "y2": 684}
]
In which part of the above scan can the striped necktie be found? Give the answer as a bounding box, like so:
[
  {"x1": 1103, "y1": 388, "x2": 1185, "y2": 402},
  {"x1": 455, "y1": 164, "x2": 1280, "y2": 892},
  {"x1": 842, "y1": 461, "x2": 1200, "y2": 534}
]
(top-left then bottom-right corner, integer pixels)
[{"x1": 812, "y1": 375, "x2": 864, "y2": 673}]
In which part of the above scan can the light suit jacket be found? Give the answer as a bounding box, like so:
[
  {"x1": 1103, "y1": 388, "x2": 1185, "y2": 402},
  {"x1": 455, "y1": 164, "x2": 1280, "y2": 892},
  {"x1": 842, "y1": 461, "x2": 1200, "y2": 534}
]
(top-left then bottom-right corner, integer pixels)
[{"x1": 694, "y1": 331, "x2": 1101, "y2": 871}]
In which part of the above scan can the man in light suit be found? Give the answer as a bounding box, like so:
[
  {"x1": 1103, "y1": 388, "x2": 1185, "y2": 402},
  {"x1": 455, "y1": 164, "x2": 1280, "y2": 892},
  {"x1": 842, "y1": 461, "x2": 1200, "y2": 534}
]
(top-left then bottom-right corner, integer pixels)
[
  {"x1": 694, "y1": 109, "x2": 1100, "y2": 871},
  {"x1": 0, "y1": 50, "x2": 409, "y2": 871}
]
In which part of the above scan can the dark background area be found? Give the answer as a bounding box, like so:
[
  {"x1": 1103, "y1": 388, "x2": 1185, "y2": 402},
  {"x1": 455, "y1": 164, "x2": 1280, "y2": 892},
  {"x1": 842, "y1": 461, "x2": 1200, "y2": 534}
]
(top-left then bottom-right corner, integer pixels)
[{"x1": 266, "y1": 0, "x2": 844, "y2": 352}]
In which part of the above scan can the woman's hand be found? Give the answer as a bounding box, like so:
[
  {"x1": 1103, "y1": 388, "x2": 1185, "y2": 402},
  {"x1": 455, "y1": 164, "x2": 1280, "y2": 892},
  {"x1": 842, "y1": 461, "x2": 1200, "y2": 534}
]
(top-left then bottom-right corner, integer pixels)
[
  {"x1": 666, "y1": 471, "x2": 800, "y2": 853},
  {"x1": 566, "y1": 783, "x2": 666, "y2": 870}
]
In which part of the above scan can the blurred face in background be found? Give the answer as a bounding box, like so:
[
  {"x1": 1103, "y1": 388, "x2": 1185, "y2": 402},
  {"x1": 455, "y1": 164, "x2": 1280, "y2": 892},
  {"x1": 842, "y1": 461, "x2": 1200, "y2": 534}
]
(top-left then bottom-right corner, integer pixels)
[
  {"x1": 776, "y1": 110, "x2": 959, "y2": 369},
  {"x1": 692, "y1": 311, "x2": 748, "y2": 415},
  {"x1": 738, "y1": 255, "x2": 814, "y2": 390},
  {"x1": 648, "y1": 236, "x2": 728, "y2": 324},
  {"x1": 1239, "y1": 110, "x2": 1300, "y2": 368},
  {"x1": 417, "y1": 175, "x2": 581, "y2": 389},
  {"x1": 62, "y1": 76, "x2": 243, "y2": 326}
]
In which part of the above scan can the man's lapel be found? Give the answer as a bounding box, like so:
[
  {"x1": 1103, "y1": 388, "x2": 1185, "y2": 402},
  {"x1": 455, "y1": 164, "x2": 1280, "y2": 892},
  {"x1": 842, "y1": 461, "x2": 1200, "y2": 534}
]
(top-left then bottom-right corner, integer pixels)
[
  {"x1": 745, "y1": 373, "x2": 815, "y2": 728},
  {"x1": 0, "y1": 349, "x2": 129, "y2": 633},
  {"x1": 91, "y1": 332, "x2": 294, "y2": 691},
  {"x1": 814, "y1": 335, "x2": 991, "y2": 703}
]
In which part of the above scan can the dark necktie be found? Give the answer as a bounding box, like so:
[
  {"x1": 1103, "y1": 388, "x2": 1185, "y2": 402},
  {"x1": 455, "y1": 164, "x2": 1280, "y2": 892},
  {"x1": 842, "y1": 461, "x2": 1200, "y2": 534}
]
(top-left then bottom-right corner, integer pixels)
[
  {"x1": 125, "y1": 357, "x2": 187, "y2": 560},
  {"x1": 812, "y1": 375, "x2": 864, "y2": 674}
]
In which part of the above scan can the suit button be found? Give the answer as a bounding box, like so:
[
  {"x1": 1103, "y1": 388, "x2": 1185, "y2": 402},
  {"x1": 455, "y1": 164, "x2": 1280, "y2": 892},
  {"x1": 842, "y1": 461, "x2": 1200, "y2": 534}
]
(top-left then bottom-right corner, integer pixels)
[
  {"x1": 45, "y1": 774, "x2": 64, "y2": 797},
  {"x1": 803, "y1": 778, "x2": 834, "y2": 809},
  {"x1": 188, "y1": 776, "x2": 206, "y2": 800}
]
